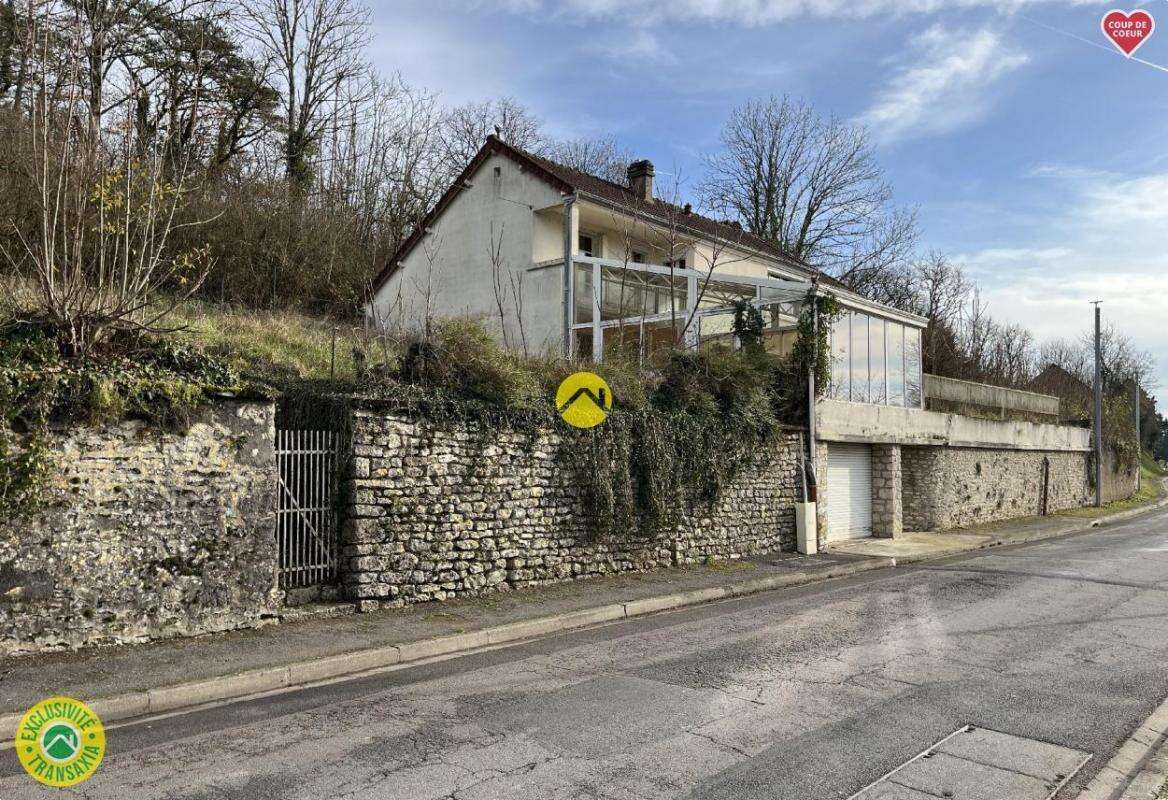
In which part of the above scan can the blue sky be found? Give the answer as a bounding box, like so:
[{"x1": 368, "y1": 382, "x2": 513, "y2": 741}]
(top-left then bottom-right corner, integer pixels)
[{"x1": 374, "y1": 0, "x2": 1168, "y2": 404}]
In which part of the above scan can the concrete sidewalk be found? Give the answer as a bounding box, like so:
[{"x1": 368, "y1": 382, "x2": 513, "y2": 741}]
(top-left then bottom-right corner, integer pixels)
[{"x1": 1, "y1": 495, "x2": 1164, "y2": 739}]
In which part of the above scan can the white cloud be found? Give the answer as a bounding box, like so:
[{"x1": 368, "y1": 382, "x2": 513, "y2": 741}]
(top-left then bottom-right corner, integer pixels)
[
  {"x1": 856, "y1": 26, "x2": 1029, "y2": 145},
  {"x1": 955, "y1": 167, "x2": 1168, "y2": 403},
  {"x1": 593, "y1": 29, "x2": 677, "y2": 64},
  {"x1": 1080, "y1": 173, "x2": 1168, "y2": 226}
]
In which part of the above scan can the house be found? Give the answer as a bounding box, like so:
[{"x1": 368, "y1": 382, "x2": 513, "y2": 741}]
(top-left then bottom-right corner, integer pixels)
[
  {"x1": 1027, "y1": 363, "x2": 1093, "y2": 424},
  {"x1": 369, "y1": 134, "x2": 926, "y2": 385},
  {"x1": 369, "y1": 136, "x2": 1096, "y2": 545}
]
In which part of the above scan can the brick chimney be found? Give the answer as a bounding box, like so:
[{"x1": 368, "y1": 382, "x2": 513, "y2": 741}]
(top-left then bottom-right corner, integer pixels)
[{"x1": 627, "y1": 160, "x2": 654, "y2": 202}]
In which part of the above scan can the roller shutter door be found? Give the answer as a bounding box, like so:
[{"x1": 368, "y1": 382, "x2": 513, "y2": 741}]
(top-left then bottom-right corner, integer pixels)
[{"x1": 827, "y1": 443, "x2": 872, "y2": 540}]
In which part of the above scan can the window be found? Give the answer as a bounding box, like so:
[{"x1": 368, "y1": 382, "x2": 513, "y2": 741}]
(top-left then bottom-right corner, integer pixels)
[
  {"x1": 888, "y1": 322, "x2": 905, "y2": 406},
  {"x1": 905, "y1": 327, "x2": 923, "y2": 408},
  {"x1": 849, "y1": 312, "x2": 869, "y2": 403},
  {"x1": 665, "y1": 257, "x2": 686, "y2": 270},
  {"x1": 578, "y1": 233, "x2": 597, "y2": 257},
  {"x1": 869, "y1": 317, "x2": 887, "y2": 405},
  {"x1": 831, "y1": 314, "x2": 849, "y2": 400},
  {"x1": 631, "y1": 251, "x2": 645, "y2": 264}
]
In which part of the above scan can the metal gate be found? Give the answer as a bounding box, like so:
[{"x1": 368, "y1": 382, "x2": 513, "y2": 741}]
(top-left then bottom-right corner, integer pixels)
[{"x1": 276, "y1": 428, "x2": 339, "y2": 590}]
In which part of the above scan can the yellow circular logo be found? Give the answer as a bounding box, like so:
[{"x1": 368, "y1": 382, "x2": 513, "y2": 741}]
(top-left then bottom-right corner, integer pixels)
[
  {"x1": 16, "y1": 697, "x2": 105, "y2": 787},
  {"x1": 556, "y1": 371, "x2": 613, "y2": 429}
]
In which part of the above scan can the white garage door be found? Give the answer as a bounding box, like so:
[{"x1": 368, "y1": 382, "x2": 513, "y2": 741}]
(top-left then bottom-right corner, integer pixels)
[{"x1": 827, "y1": 443, "x2": 872, "y2": 541}]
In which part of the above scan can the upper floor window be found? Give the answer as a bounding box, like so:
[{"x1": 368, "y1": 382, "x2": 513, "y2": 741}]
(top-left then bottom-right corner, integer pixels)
[{"x1": 578, "y1": 233, "x2": 597, "y2": 257}]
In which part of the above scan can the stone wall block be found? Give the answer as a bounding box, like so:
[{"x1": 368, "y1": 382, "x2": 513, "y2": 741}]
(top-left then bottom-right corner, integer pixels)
[{"x1": 0, "y1": 401, "x2": 279, "y2": 656}]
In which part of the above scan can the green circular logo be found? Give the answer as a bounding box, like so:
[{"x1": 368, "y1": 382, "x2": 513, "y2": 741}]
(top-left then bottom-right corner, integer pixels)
[{"x1": 41, "y1": 722, "x2": 81, "y2": 762}]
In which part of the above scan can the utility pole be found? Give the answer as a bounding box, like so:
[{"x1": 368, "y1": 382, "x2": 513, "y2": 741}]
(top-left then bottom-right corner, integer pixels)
[
  {"x1": 1092, "y1": 301, "x2": 1103, "y2": 507},
  {"x1": 1135, "y1": 373, "x2": 1142, "y2": 493},
  {"x1": 806, "y1": 277, "x2": 819, "y2": 502}
]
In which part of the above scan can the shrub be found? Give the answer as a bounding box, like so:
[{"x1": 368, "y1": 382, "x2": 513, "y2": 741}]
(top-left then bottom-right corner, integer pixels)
[{"x1": 397, "y1": 318, "x2": 542, "y2": 409}]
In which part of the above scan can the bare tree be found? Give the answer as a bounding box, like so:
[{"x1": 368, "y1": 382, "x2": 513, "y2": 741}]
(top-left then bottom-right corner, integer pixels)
[
  {"x1": 3, "y1": 29, "x2": 212, "y2": 355},
  {"x1": 700, "y1": 95, "x2": 917, "y2": 283},
  {"x1": 544, "y1": 134, "x2": 631, "y2": 183},
  {"x1": 487, "y1": 221, "x2": 512, "y2": 350},
  {"x1": 507, "y1": 266, "x2": 527, "y2": 357},
  {"x1": 240, "y1": 0, "x2": 369, "y2": 188},
  {"x1": 912, "y1": 251, "x2": 969, "y2": 371},
  {"x1": 439, "y1": 96, "x2": 542, "y2": 169},
  {"x1": 411, "y1": 232, "x2": 442, "y2": 340},
  {"x1": 485, "y1": 221, "x2": 530, "y2": 357}
]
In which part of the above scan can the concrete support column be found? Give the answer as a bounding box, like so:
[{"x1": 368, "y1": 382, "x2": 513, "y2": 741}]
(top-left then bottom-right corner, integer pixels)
[
  {"x1": 871, "y1": 444, "x2": 903, "y2": 538},
  {"x1": 814, "y1": 441, "x2": 830, "y2": 550}
]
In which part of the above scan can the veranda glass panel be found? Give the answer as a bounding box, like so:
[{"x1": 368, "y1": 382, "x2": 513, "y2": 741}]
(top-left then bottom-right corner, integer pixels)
[
  {"x1": 574, "y1": 328, "x2": 593, "y2": 362},
  {"x1": 599, "y1": 268, "x2": 685, "y2": 321},
  {"x1": 831, "y1": 314, "x2": 849, "y2": 400},
  {"x1": 888, "y1": 322, "x2": 905, "y2": 406},
  {"x1": 642, "y1": 273, "x2": 686, "y2": 317},
  {"x1": 603, "y1": 325, "x2": 642, "y2": 361},
  {"x1": 869, "y1": 317, "x2": 887, "y2": 404},
  {"x1": 698, "y1": 310, "x2": 736, "y2": 348},
  {"x1": 764, "y1": 329, "x2": 796, "y2": 357},
  {"x1": 600, "y1": 269, "x2": 643, "y2": 321},
  {"x1": 905, "y1": 326, "x2": 923, "y2": 407},
  {"x1": 849, "y1": 312, "x2": 869, "y2": 403},
  {"x1": 574, "y1": 265, "x2": 594, "y2": 323},
  {"x1": 644, "y1": 320, "x2": 682, "y2": 363},
  {"x1": 697, "y1": 281, "x2": 756, "y2": 309}
]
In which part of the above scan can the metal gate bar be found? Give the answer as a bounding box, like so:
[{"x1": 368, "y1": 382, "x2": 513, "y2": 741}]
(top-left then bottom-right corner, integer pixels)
[{"x1": 276, "y1": 428, "x2": 339, "y2": 589}]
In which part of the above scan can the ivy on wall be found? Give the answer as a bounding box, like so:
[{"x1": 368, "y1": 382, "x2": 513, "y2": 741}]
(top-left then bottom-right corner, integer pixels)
[{"x1": 0, "y1": 320, "x2": 244, "y2": 521}]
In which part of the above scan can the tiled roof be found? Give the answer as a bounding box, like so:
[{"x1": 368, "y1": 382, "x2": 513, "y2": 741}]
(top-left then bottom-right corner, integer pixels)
[{"x1": 374, "y1": 135, "x2": 843, "y2": 291}]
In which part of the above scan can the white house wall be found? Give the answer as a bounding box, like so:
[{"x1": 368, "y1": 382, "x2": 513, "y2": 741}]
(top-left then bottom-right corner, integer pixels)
[{"x1": 371, "y1": 152, "x2": 567, "y2": 353}]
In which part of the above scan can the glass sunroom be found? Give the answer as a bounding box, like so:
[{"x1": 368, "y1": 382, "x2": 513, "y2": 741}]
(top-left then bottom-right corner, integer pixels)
[
  {"x1": 829, "y1": 311, "x2": 923, "y2": 409},
  {"x1": 568, "y1": 254, "x2": 925, "y2": 409},
  {"x1": 569, "y1": 255, "x2": 807, "y2": 362}
]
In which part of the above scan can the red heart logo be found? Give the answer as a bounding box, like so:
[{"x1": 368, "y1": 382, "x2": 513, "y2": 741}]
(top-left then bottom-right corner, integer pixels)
[{"x1": 1101, "y1": 9, "x2": 1155, "y2": 57}]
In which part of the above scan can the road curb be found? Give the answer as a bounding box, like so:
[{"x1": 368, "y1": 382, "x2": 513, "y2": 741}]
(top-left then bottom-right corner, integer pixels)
[
  {"x1": 1116, "y1": 736, "x2": 1168, "y2": 800},
  {"x1": 1076, "y1": 693, "x2": 1168, "y2": 800},
  {"x1": 1, "y1": 496, "x2": 1161, "y2": 738}
]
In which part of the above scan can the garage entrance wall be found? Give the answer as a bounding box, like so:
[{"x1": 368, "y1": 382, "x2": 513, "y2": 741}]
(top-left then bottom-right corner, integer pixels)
[{"x1": 901, "y1": 447, "x2": 1090, "y2": 532}]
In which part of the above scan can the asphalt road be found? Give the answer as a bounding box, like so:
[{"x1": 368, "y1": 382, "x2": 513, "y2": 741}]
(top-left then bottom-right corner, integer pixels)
[{"x1": 6, "y1": 509, "x2": 1168, "y2": 799}]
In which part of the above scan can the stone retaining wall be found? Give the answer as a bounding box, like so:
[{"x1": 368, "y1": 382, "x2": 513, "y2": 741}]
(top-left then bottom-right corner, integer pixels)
[
  {"x1": 0, "y1": 401, "x2": 279, "y2": 655},
  {"x1": 902, "y1": 446, "x2": 1090, "y2": 531},
  {"x1": 341, "y1": 411, "x2": 805, "y2": 609}
]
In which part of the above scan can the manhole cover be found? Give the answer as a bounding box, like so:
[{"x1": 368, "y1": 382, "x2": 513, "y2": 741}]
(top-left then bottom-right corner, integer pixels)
[{"x1": 848, "y1": 725, "x2": 1091, "y2": 800}]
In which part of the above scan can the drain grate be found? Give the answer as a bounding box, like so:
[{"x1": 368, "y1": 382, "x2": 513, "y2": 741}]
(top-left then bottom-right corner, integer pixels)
[{"x1": 848, "y1": 725, "x2": 1091, "y2": 800}]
